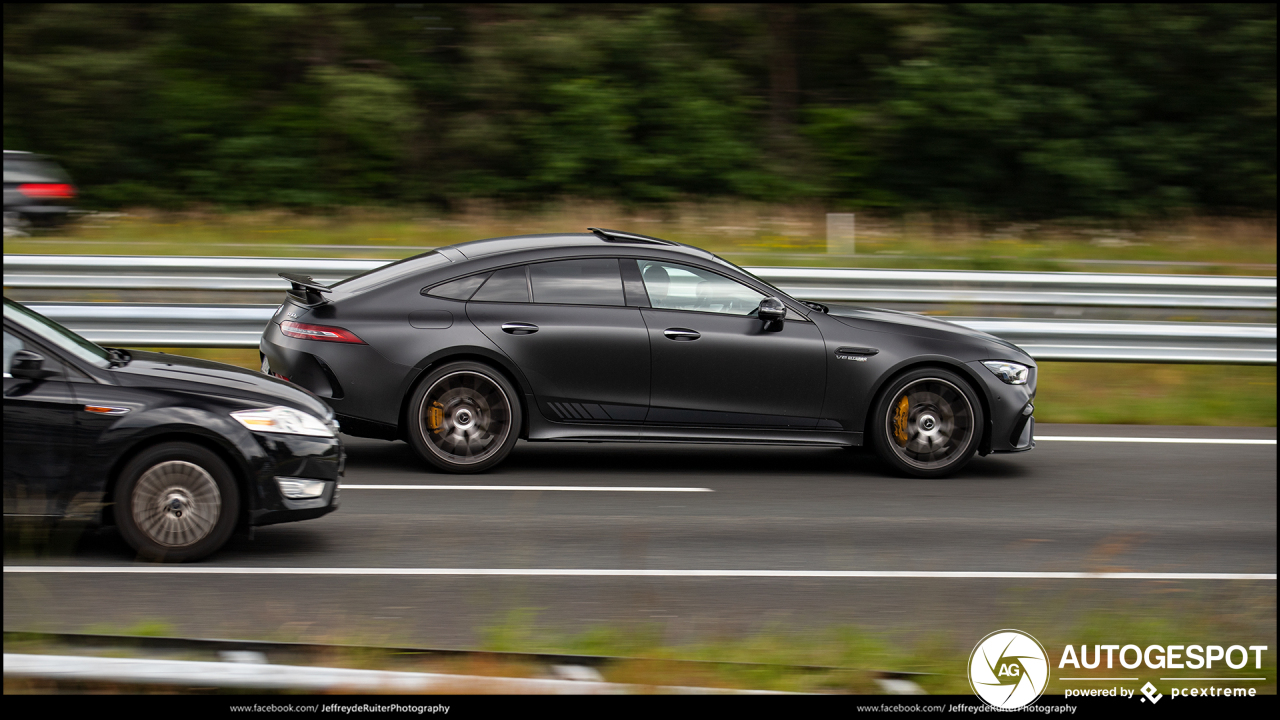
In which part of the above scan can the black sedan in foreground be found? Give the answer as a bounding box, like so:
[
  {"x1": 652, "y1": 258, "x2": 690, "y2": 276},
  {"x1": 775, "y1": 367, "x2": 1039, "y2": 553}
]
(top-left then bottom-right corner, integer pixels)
[
  {"x1": 4, "y1": 298, "x2": 341, "y2": 561},
  {"x1": 261, "y1": 228, "x2": 1036, "y2": 478}
]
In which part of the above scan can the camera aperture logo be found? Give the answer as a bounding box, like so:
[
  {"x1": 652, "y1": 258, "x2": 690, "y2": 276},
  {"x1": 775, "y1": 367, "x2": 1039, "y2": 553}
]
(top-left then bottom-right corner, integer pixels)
[{"x1": 969, "y1": 629, "x2": 1050, "y2": 709}]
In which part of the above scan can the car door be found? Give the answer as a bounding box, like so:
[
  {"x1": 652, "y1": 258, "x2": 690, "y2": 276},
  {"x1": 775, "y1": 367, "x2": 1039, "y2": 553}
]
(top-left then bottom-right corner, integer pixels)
[
  {"x1": 3, "y1": 328, "x2": 81, "y2": 516},
  {"x1": 466, "y1": 258, "x2": 651, "y2": 424},
  {"x1": 635, "y1": 259, "x2": 827, "y2": 428}
]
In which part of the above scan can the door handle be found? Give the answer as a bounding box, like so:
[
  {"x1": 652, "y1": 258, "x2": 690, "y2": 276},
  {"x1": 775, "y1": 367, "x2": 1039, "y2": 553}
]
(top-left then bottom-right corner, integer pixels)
[
  {"x1": 501, "y1": 322, "x2": 539, "y2": 335},
  {"x1": 663, "y1": 328, "x2": 700, "y2": 341}
]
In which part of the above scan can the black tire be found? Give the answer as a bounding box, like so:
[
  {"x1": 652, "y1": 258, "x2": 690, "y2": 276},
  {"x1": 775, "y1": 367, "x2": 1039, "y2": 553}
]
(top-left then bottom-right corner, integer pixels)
[
  {"x1": 406, "y1": 361, "x2": 522, "y2": 474},
  {"x1": 870, "y1": 367, "x2": 984, "y2": 478},
  {"x1": 113, "y1": 442, "x2": 240, "y2": 562}
]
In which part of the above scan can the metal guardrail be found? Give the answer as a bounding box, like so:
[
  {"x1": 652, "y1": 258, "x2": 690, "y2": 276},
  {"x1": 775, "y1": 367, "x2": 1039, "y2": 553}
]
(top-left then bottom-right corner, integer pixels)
[
  {"x1": 22, "y1": 303, "x2": 1277, "y2": 364},
  {"x1": 5, "y1": 254, "x2": 1277, "y2": 309},
  {"x1": 4, "y1": 255, "x2": 1275, "y2": 363}
]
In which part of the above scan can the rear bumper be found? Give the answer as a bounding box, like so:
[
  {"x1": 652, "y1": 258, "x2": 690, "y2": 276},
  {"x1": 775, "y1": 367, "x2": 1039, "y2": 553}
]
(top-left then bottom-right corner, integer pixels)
[
  {"x1": 6, "y1": 204, "x2": 74, "y2": 224},
  {"x1": 260, "y1": 320, "x2": 412, "y2": 429}
]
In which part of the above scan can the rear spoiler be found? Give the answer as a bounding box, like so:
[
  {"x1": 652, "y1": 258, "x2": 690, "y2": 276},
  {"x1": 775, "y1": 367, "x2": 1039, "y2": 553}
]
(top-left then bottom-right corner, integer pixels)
[{"x1": 279, "y1": 272, "x2": 333, "y2": 306}]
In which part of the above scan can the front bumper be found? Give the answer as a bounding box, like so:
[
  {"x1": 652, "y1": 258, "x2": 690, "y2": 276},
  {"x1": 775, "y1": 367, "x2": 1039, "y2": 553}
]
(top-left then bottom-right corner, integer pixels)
[
  {"x1": 244, "y1": 431, "x2": 343, "y2": 527},
  {"x1": 966, "y1": 360, "x2": 1036, "y2": 454}
]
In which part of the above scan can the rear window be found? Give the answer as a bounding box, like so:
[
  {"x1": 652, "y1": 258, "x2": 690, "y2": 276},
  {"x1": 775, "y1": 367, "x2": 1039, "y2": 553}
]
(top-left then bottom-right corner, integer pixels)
[
  {"x1": 330, "y1": 251, "x2": 451, "y2": 294},
  {"x1": 4, "y1": 155, "x2": 72, "y2": 184}
]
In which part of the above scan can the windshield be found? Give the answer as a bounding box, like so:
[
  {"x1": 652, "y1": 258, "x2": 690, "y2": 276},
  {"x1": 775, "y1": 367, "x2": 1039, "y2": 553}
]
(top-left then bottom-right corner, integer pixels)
[
  {"x1": 3, "y1": 299, "x2": 112, "y2": 367},
  {"x1": 709, "y1": 254, "x2": 789, "y2": 296},
  {"x1": 331, "y1": 250, "x2": 452, "y2": 293}
]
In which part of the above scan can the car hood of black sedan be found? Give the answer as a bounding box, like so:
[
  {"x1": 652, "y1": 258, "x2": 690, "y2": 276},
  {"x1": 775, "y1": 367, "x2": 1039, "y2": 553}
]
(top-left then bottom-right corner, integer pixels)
[
  {"x1": 826, "y1": 305, "x2": 1031, "y2": 359},
  {"x1": 107, "y1": 350, "x2": 332, "y2": 417}
]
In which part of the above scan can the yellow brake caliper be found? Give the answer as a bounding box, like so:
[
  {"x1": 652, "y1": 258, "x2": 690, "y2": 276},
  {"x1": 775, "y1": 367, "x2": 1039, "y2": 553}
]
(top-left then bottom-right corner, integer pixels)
[
  {"x1": 427, "y1": 402, "x2": 444, "y2": 434},
  {"x1": 893, "y1": 396, "x2": 909, "y2": 447}
]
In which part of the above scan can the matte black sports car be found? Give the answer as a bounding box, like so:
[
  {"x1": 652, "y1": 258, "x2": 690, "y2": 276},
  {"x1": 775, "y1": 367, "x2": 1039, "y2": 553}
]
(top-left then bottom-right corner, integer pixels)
[
  {"x1": 4, "y1": 297, "x2": 342, "y2": 561},
  {"x1": 261, "y1": 228, "x2": 1036, "y2": 478}
]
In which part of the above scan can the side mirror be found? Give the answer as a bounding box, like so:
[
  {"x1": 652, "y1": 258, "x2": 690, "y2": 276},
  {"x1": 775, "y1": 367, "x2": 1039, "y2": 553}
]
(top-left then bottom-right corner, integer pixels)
[
  {"x1": 758, "y1": 297, "x2": 786, "y2": 330},
  {"x1": 9, "y1": 350, "x2": 53, "y2": 380}
]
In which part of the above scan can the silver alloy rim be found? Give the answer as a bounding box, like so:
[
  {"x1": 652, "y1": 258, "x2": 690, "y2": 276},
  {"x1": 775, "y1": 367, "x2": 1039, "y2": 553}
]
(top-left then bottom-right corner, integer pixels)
[
  {"x1": 131, "y1": 460, "x2": 222, "y2": 548},
  {"x1": 418, "y1": 370, "x2": 513, "y2": 466},
  {"x1": 885, "y1": 377, "x2": 976, "y2": 470}
]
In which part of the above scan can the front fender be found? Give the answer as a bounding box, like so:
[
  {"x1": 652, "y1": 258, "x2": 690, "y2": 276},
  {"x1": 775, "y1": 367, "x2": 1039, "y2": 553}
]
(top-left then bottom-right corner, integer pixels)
[{"x1": 95, "y1": 408, "x2": 271, "y2": 520}]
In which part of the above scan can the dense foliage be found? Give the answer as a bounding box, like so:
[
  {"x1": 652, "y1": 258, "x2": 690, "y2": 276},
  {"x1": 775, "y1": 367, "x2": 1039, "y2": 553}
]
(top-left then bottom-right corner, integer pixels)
[{"x1": 4, "y1": 4, "x2": 1275, "y2": 216}]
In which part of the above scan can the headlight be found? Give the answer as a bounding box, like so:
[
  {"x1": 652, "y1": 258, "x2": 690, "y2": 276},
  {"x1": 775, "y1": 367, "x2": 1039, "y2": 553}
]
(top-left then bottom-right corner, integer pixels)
[
  {"x1": 231, "y1": 406, "x2": 335, "y2": 437},
  {"x1": 983, "y1": 360, "x2": 1030, "y2": 385}
]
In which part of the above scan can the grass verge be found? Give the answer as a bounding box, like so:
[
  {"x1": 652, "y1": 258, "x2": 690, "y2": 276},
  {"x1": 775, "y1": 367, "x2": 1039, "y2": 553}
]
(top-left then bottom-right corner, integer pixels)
[{"x1": 7, "y1": 204, "x2": 1276, "y2": 273}]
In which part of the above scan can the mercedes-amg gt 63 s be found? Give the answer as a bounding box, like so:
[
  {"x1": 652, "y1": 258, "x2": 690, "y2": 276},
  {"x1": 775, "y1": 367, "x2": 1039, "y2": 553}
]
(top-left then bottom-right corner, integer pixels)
[{"x1": 261, "y1": 228, "x2": 1036, "y2": 478}]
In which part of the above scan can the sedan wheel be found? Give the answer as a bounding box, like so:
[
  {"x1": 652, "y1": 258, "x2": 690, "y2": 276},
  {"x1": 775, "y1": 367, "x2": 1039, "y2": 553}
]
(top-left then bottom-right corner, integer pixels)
[
  {"x1": 872, "y1": 369, "x2": 983, "y2": 478},
  {"x1": 114, "y1": 442, "x2": 240, "y2": 562},
  {"x1": 407, "y1": 362, "x2": 522, "y2": 473}
]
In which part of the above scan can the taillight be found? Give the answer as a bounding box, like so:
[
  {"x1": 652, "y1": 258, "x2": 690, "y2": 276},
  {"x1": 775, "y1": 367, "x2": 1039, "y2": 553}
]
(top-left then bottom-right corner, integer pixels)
[
  {"x1": 280, "y1": 320, "x2": 365, "y2": 344},
  {"x1": 18, "y1": 183, "x2": 76, "y2": 199}
]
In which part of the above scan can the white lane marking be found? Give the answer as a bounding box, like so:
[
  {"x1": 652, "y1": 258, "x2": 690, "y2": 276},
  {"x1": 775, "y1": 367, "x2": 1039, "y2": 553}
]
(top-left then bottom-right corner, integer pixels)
[
  {"x1": 339, "y1": 485, "x2": 713, "y2": 492},
  {"x1": 3, "y1": 567, "x2": 1273, "y2": 580},
  {"x1": 1038, "y1": 436, "x2": 1275, "y2": 445}
]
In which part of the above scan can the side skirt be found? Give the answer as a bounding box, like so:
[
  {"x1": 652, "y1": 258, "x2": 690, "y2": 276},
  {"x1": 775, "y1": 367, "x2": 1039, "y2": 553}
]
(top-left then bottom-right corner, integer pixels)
[{"x1": 527, "y1": 422, "x2": 861, "y2": 447}]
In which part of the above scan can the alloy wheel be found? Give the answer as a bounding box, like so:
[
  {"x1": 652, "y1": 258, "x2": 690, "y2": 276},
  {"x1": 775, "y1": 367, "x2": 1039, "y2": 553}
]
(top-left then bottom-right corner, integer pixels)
[
  {"x1": 417, "y1": 370, "x2": 513, "y2": 466},
  {"x1": 885, "y1": 377, "x2": 977, "y2": 471},
  {"x1": 130, "y1": 460, "x2": 222, "y2": 548}
]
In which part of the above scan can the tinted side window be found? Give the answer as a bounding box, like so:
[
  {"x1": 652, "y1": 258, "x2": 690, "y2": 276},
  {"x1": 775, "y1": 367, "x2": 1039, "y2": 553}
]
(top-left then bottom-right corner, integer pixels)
[
  {"x1": 426, "y1": 273, "x2": 489, "y2": 300},
  {"x1": 636, "y1": 260, "x2": 766, "y2": 316},
  {"x1": 471, "y1": 266, "x2": 530, "y2": 303},
  {"x1": 529, "y1": 259, "x2": 625, "y2": 306},
  {"x1": 3, "y1": 328, "x2": 77, "y2": 380}
]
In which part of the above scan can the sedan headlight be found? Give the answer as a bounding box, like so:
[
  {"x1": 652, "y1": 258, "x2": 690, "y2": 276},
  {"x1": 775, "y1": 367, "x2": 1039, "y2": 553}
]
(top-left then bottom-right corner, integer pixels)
[
  {"x1": 982, "y1": 360, "x2": 1030, "y2": 385},
  {"x1": 231, "y1": 406, "x2": 335, "y2": 437}
]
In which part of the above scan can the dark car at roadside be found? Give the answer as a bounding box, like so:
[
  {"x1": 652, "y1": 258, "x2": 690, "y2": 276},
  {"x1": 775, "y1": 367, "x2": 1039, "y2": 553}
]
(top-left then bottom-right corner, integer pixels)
[
  {"x1": 3, "y1": 297, "x2": 342, "y2": 562},
  {"x1": 4, "y1": 150, "x2": 77, "y2": 229}
]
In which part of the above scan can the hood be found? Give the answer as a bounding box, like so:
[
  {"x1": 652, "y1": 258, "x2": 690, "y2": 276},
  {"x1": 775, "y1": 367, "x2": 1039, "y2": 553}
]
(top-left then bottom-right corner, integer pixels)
[
  {"x1": 826, "y1": 305, "x2": 1031, "y2": 359},
  {"x1": 108, "y1": 350, "x2": 333, "y2": 418}
]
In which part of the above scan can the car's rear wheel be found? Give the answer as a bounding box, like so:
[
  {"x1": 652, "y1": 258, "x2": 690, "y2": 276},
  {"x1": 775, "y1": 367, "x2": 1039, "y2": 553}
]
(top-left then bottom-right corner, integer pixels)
[
  {"x1": 114, "y1": 442, "x2": 240, "y2": 562},
  {"x1": 407, "y1": 361, "x2": 522, "y2": 473},
  {"x1": 871, "y1": 368, "x2": 984, "y2": 478}
]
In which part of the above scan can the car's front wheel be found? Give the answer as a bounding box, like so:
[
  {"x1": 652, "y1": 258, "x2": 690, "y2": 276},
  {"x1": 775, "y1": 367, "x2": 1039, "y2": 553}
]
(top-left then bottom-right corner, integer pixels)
[
  {"x1": 870, "y1": 368, "x2": 984, "y2": 478},
  {"x1": 114, "y1": 442, "x2": 240, "y2": 562},
  {"x1": 406, "y1": 361, "x2": 522, "y2": 473}
]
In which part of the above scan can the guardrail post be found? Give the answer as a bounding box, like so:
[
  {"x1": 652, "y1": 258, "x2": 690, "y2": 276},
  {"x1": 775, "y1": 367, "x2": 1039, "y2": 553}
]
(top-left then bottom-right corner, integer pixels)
[{"x1": 827, "y1": 213, "x2": 855, "y2": 255}]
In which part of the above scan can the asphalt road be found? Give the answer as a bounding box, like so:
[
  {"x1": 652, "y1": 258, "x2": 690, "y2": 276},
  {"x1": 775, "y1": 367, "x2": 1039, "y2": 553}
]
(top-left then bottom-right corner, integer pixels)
[{"x1": 5, "y1": 424, "x2": 1275, "y2": 648}]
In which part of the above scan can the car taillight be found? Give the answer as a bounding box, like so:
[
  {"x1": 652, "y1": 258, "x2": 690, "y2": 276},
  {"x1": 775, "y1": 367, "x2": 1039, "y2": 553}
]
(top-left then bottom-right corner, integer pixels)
[
  {"x1": 18, "y1": 183, "x2": 76, "y2": 199},
  {"x1": 280, "y1": 320, "x2": 365, "y2": 344}
]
